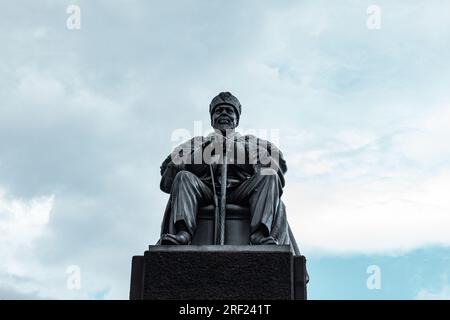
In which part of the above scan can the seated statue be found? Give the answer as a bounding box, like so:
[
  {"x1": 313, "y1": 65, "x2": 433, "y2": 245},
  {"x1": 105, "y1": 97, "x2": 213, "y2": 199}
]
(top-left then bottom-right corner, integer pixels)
[{"x1": 158, "y1": 92, "x2": 299, "y2": 251}]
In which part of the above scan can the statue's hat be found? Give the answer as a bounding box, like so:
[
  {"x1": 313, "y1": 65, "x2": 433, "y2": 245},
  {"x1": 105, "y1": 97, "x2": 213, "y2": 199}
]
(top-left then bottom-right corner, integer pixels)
[{"x1": 209, "y1": 92, "x2": 241, "y2": 118}]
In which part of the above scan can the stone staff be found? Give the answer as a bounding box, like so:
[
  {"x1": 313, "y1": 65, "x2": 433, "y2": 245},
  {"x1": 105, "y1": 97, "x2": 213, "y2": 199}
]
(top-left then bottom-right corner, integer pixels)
[{"x1": 215, "y1": 141, "x2": 228, "y2": 245}]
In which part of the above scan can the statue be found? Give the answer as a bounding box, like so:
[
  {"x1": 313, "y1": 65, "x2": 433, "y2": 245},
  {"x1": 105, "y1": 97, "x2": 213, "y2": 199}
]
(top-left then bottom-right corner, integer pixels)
[{"x1": 157, "y1": 92, "x2": 300, "y2": 253}]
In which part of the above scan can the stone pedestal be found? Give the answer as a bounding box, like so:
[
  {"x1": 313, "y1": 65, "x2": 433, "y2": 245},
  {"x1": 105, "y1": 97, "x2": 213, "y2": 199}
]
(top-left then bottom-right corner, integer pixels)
[{"x1": 130, "y1": 245, "x2": 307, "y2": 300}]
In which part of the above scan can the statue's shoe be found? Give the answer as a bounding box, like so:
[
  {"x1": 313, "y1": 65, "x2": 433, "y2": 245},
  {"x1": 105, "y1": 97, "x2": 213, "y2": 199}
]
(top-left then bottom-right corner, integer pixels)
[
  {"x1": 250, "y1": 233, "x2": 278, "y2": 245},
  {"x1": 160, "y1": 231, "x2": 192, "y2": 245}
]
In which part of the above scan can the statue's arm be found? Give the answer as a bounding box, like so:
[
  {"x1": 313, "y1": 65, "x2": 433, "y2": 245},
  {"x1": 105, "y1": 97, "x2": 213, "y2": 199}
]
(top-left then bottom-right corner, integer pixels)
[
  {"x1": 256, "y1": 138, "x2": 287, "y2": 187},
  {"x1": 160, "y1": 161, "x2": 185, "y2": 194},
  {"x1": 159, "y1": 136, "x2": 205, "y2": 193},
  {"x1": 160, "y1": 140, "x2": 189, "y2": 194},
  {"x1": 160, "y1": 154, "x2": 174, "y2": 176},
  {"x1": 267, "y1": 141, "x2": 287, "y2": 174}
]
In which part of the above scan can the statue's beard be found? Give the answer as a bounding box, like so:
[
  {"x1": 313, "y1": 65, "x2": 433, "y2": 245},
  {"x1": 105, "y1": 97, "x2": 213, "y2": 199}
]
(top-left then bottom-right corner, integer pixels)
[{"x1": 212, "y1": 117, "x2": 236, "y2": 131}]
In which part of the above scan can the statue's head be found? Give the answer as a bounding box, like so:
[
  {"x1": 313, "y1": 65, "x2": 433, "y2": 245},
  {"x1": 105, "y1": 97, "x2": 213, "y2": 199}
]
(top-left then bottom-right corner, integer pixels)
[{"x1": 209, "y1": 92, "x2": 241, "y2": 131}]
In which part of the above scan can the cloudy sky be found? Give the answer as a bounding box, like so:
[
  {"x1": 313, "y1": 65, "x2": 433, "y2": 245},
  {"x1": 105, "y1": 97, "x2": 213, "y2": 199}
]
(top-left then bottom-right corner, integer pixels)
[{"x1": 1, "y1": 0, "x2": 450, "y2": 299}]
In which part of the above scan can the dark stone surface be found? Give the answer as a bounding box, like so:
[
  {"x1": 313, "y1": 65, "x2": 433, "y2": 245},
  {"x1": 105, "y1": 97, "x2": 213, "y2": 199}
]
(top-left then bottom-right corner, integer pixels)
[
  {"x1": 193, "y1": 204, "x2": 250, "y2": 245},
  {"x1": 129, "y1": 256, "x2": 144, "y2": 300},
  {"x1": 294, "y1": 255, "x2": 307, "y2": 300},
  {"x1": 130, "y1": 245, "x2": 308, "y2": 300}
]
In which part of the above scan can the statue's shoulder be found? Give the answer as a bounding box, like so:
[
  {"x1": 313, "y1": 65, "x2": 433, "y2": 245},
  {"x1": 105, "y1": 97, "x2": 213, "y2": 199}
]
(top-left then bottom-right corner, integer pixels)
[
  {"x1": 241, "y1": 134, "x2": 257, "y2": 140},
  {"x1": 190, "y1": 135, "x2": 209, "y2": 143},
  {"x1": 241, "y1": 134, "x2": 287, "y2": 173},
  {"x1": 192, "y1": 135, "x2": 207, "y2": 143},
  {"x1": 173, "y1": 136, "x2": 206, "y2": 149},
  {"x1": 241, "y1": 134, "x2": 277, "y2": 149},
  {"x1": 240, "y1": 134, "x2": 259, "y2": 143}
]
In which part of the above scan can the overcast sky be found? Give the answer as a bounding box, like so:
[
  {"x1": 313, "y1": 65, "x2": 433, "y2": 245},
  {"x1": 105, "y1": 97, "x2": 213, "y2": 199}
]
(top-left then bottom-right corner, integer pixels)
[{"x1": 1, "y1": 0, "x2": 450, "y2": 299}]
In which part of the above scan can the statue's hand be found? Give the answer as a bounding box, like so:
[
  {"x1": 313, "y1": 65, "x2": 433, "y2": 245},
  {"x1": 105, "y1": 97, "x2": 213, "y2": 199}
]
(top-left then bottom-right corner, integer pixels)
[
  {"x1": 160, "y1": 162, "x2": 187, "y2": 193},
  {"x1": 167, "y1": 162, "x2": 185, "y2": 174}
]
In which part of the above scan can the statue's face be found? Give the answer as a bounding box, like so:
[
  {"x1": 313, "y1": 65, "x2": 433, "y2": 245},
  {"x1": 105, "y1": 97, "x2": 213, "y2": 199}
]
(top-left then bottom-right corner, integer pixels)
[{"x1": 211, "y1": 104, "x2": 239, "y2": 131}]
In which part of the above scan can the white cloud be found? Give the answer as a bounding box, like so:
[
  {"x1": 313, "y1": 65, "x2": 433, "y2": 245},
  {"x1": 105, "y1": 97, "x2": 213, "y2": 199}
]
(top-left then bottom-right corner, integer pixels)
[
  {"x1": 0, "y1": 187, "x2": 117, "y2": 300},
  {"x1": 285, "y1": 104, "x2": 450, "y2": 254},
  {"x1": 0, "y1": 189, "x2": 53, "y2": 248},
  {"x1": 393, "y1": 105, "x2": 450, "y2": 165},
  {"x1": 0, "y1": 186, "x2": 54, "y2": 294},
  {"x1": 287, "y1": 171, "x2": 450, "y2": 254},
  {"x1": 416, "y1": 285, "x2": 450, "y2": 300},
  {"x1": 16, "y1": 68, "x2": 65, "y2": 103}
]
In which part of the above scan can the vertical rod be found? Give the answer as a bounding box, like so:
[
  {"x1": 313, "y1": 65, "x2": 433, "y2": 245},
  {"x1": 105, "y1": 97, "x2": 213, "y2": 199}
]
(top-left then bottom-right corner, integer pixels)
[{"x1": 217, "y1": 140, "x2": 228, "y2": 245}]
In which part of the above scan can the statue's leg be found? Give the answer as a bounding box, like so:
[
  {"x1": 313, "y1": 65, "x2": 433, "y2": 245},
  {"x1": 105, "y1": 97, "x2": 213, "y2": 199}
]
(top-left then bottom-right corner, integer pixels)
[
  {"x1": 227, "y1": 168, "x2": 284, "y2": 244},
  {"x1": 165, "y1": 170, "x2": 213, "y2": 243}
]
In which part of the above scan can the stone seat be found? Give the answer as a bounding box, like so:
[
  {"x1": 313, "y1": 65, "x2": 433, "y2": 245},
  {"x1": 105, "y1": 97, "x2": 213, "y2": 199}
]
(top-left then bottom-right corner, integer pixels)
[{"x1": 192, "y1": 204, "x2": 250, "y2": 245}]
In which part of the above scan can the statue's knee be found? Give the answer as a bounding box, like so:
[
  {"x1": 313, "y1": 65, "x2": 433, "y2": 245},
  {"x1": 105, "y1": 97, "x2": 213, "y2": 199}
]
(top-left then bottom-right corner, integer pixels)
[
  {"x1": 257, "y1": 168, "x2": 281, "y2": 188},
  {"x1": 258, "y1": 168, "x2": 278, "y2": 179}
]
